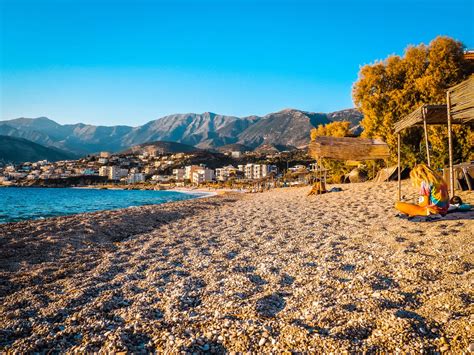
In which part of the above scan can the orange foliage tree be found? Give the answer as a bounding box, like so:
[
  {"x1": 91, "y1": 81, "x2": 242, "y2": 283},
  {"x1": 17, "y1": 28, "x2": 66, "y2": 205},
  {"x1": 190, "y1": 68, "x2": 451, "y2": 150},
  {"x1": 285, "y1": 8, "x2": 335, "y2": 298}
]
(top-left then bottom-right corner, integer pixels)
[
  {"x1": 353, "y1": 36, "x2": 473, "y2": 169},
  {"x1": 310, "y1": 121, "x2": 351, "y2": 140}
]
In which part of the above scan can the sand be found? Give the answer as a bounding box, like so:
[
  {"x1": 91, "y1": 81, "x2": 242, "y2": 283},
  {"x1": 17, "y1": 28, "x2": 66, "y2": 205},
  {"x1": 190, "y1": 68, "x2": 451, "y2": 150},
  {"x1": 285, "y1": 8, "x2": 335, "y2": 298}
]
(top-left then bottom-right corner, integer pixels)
[{"x1": 0, "y1": 181, "x2": 473, "y2": 352}]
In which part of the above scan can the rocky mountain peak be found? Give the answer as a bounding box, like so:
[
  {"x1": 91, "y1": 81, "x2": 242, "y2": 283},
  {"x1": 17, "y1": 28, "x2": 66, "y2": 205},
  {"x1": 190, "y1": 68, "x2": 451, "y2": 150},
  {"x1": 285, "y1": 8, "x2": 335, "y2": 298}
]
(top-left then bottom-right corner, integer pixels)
[{"x1": 0, "y1": 108, "x2": 363, "y2": 155}]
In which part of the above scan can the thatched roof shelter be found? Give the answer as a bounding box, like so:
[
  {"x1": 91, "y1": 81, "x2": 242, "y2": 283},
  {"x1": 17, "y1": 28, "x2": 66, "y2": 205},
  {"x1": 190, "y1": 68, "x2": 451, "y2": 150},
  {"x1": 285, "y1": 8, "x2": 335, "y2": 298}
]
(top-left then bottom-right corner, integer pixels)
[
  {"x1": 308, "y1": 136, "x2": 390, "y2": 161},
  {"x1": 393, "y1": 74, "x2": 474, "y2": 133},
  {"x1": 393, "y1": 105, "x2": 457, "y2": 133},
  {"x1": 394, "y1": 75, "x2": 474, "y2": 199},
  {"x1": 308, "y1": 136, "x2": 390, "y2": 194}
]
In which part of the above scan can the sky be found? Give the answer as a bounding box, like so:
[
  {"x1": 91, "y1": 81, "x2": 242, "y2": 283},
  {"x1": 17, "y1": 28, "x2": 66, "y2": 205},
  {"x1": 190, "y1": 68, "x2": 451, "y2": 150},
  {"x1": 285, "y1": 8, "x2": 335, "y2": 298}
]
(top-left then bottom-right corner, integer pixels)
[{"x1": 0, "y1": 0, "x2": 473, "y2": 126}]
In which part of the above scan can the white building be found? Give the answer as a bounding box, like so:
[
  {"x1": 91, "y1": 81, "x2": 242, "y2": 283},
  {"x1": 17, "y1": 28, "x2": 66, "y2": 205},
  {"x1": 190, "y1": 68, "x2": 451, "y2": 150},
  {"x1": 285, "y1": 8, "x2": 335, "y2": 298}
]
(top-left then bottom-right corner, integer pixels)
[
  {"x1": 231, "y1": 151, "x2": 242, "y2": 158},
  {"x1": 110, "y1": 167, "x2": 128, "y2": 180},
  {"x1": 127, "y1": 172, "x2": 145, "y2": 184},
  {"x1": 242, "y1": 164, "x2": 277, "y2": 180},
  {"x1": 243, "y1": 164, "x2": 267, "y2": 180},
  {"x1": 184, "y1": 165, "x2": 201, "y2": 180},
  {"x1": 191, "y1": 167, "x2": 215, "y2": 185},
  {"x1": 173, "y1": 168, "x2": 186, "y2": 181},
  {"x1": 215, "y1": 165, "x2": 238, "y2": 181},
  {"x1": 99, "y1": 166, "x2": 128, "y2": 180},
  {"x1": 99, "y1": 166, "x2": 108, "y2": 177}
]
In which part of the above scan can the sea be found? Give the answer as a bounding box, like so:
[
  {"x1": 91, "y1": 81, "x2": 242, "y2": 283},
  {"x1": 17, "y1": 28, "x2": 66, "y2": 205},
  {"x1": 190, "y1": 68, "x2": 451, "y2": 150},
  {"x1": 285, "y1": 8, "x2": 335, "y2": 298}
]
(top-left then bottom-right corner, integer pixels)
[{"x1": 0, "y1": 187, "x2": 207, "y2": 223}]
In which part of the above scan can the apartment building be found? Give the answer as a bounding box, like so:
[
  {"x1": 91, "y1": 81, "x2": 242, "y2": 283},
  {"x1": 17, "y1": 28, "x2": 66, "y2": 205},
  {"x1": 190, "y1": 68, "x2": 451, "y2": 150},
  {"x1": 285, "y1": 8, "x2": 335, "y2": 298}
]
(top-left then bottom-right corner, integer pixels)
[
  {"x1": 127, "y1": 172, "x2": 145, "y2": 184},
  {"x1": 173, "y1": 168, "x2": 186, "y2": 181},
  {"x1": 243, "y1": 164, "x2": 267, "y2": 179},
  {"x1": 191, "y1": 167, "x2": 215, "y2": 185},
  {"x1": 184, "y1": 165, "x2": 201, "y2": 180},
  {"x1": 241, "y1": 164, "x2": 278, "y2": 180},
  {"x1": 215, "y1": 165, "x2": 238, "y2": 181},
  {"x1": 99, "y1": 166, "x2": 129, "y2": 180}
]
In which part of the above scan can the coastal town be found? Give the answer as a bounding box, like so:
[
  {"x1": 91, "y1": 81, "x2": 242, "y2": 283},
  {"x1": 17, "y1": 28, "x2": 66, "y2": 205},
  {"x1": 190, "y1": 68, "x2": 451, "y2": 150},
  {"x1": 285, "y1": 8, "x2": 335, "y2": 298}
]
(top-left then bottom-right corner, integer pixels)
[{"x1": 0, "y1": 147, "x2": 319, "y2": 189}]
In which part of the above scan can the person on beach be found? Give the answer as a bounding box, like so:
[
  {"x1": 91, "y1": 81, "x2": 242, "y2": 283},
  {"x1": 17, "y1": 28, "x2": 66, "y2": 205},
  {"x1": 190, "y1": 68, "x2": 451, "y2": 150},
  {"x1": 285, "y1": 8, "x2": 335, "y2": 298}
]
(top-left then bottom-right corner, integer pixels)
[{"x1": 395, "y1": 164, "x2": 449, "y2": 217}]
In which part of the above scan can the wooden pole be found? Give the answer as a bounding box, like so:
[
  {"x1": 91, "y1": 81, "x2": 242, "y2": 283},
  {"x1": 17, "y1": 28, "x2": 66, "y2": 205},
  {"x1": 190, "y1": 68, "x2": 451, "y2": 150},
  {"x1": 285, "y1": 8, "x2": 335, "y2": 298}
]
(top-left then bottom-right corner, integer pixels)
[
  {"x1": 324, "y1": 166, "x2": 327, "y2": 188},
  {"x1": 422, "y1": 106, "x2": 431, "y2": 167},
  {"x1": 446, "y1": 92, "x2": 455, "y2": 198},
  {"x1": 318, "y1": 158, "x2": 322, "y2": 194},
  {"x1": 321, "y1": 159, "x2": 325, "y2": 191},
  {"x1": 397, "y1": 133, "x2": 401, "y2": 201}
]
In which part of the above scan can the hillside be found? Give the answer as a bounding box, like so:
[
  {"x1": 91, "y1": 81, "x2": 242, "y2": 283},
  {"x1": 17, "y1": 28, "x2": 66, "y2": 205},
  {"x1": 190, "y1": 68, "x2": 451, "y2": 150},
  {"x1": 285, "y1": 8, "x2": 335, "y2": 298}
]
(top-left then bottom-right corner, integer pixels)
[
  {"x1": 0, "y1": 117, "x2": 134, "y2": 155},
  {"x1": 121, "y1": 141, "x2": 200, "y2": 155},
  {"x1": 0, "y1": 136, "x2": 77, "y2": 163},
  {"x1": 236, "y1": 109, "x2": 329, "y2": 149},
  {"x1": 216, "y1": 143, "x2": 252, "y2": 153},
  {"x1": 254, "y1": 143, "x2": 297, "y2": 154},
  {"x1": 0, "y1": 108, "x2": 363, "y2": 154}
]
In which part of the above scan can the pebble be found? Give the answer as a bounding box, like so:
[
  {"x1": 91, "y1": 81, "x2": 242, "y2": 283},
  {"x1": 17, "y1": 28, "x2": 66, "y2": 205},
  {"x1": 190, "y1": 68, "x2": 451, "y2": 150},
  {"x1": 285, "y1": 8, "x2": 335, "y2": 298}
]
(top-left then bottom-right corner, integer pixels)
[
  {"x1": 200, "y1": 344, "x2": 210, "y2": 351},
  {"x1": 1, "y1": 185, "x2": 472, "y2": 353},
  {"x1": 440, "y1": 345, "x2": 450, "y2": 352}
]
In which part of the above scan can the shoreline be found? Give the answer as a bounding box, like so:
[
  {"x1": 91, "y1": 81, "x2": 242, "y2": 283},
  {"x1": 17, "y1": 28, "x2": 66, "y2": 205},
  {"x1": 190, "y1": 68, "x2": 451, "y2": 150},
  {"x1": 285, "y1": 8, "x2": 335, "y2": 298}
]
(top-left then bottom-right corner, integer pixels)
[
  {"x1": 0, "y1": 187, "x2": 219, "y2": 225},
  {"x1": 1, "y1": 182, "x2": 472, "y2": 352}
]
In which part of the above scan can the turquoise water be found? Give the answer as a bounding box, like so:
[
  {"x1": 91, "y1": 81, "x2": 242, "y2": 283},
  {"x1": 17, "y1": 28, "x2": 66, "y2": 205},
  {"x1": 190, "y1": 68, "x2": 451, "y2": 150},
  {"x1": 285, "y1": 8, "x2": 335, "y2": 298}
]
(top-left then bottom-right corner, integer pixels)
[{"x1": 0, "y1": 187, "x2": 206, "y2": 223}]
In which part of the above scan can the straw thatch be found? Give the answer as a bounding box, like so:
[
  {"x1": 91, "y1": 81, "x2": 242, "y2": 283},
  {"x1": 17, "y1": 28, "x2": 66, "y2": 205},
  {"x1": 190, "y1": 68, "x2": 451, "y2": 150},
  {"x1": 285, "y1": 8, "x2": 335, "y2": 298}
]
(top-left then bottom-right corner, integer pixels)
[
  {"x1": 394, "y1": 76, "x2": 474, "y2": 133},
  {"x1": 448, "y1": 74, "x2": 474, "y2": 123},
  {"x1": 393, "y1": 105, "x2": 454, "y2": 133},
  {"x1": 308, "y1": 136, "x2": 390, "y2": 161}
]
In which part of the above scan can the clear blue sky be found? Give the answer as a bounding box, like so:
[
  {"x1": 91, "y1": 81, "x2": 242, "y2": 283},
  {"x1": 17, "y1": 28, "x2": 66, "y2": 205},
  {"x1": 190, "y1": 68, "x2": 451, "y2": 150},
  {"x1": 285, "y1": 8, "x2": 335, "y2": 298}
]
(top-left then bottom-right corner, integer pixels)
[{"x1": 1, "y1": 0, "x2": 472, "y2": 126}]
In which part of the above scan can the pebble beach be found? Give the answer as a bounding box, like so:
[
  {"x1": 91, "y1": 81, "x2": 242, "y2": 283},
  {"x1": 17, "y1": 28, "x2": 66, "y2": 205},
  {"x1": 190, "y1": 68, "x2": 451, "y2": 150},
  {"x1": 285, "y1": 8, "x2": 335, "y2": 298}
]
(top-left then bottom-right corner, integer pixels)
[{"x1": 0, "y1": 181, "x2": 473, "y2": 352}]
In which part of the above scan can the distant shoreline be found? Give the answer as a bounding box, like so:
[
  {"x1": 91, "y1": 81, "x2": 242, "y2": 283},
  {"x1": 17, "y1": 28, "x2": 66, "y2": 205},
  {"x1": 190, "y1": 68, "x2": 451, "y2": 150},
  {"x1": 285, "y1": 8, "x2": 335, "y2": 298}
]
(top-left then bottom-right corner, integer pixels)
[{"x1": 0, "y1": 187, "x2": 217, "y2": 224}]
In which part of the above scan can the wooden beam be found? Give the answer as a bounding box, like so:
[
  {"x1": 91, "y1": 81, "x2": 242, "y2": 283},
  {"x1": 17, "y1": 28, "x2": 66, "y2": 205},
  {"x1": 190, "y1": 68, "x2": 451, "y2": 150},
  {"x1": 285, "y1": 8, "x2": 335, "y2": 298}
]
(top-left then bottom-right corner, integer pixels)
[
  {"x1": 447, "y1": 92, "x2": 455, "y2": 198},
  {"x1": 308, "y1": 136, "x2": 390, "y2": 161},
  {"x1": 422, "y1": 106, "x2": 431, "y2": 167},
  {"x1": 397, "y1": 133, "x2": 401, "y2": 201}
]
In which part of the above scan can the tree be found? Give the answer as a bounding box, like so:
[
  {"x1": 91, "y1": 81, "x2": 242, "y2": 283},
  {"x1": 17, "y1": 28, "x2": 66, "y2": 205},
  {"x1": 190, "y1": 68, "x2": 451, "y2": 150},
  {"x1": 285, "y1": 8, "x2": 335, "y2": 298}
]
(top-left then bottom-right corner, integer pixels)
[
  {"x1": 353, "y1": 36, "x2": 472, "y2": 168},
  {"x1": 310, "y1": 121, "x2": 351, "y2": 140}
]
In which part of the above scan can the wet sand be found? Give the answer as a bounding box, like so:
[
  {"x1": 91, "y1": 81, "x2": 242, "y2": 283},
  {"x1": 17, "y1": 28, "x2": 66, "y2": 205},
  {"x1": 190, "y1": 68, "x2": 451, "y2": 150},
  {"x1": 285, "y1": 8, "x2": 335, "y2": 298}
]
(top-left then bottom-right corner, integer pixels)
[{"x1": 0, "y1": 182, "x2": 473, "y2": 352}]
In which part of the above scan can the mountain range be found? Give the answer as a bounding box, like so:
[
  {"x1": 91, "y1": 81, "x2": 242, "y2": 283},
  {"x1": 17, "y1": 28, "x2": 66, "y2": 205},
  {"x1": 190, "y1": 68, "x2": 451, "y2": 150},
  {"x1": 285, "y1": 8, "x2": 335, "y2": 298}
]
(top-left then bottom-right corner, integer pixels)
[
  {"x1": 0, "y1": 136, "x2": 77, "y2": 163},
  {"x1": 0, "y1": 108, "x2": 363, "y2": 157}
]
